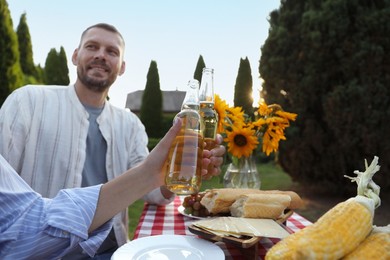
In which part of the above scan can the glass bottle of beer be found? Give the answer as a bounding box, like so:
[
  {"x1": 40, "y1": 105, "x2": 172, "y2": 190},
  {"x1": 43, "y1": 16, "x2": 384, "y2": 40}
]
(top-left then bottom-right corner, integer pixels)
[
  {"x1": 199, "y1": 68, "x2": 218, "y2": 179},
  {"x1": 165, "y1": 79, "x2": 203, "y2": 195}
]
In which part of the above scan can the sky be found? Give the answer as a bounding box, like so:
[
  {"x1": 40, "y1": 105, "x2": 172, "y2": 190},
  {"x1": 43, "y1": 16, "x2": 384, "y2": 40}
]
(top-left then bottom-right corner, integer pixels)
[{"x1": 7, "y1": 0, "x2": 281, "y2": 108}]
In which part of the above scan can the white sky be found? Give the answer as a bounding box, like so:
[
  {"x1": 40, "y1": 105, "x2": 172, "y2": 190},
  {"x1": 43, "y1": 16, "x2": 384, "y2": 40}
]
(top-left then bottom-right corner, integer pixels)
[{"x1": 7, "y1": 0, "x2": 281, "y2": 108}]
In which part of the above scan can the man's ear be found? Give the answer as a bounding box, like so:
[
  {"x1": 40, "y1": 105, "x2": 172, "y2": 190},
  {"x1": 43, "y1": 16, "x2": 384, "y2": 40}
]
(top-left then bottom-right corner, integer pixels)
[
  {"x1": 71, "y1": 48, "x2": 79, "y2": 65},
  {"x1": 119, "y1": 61, "x2": 126, "y2": 76}
]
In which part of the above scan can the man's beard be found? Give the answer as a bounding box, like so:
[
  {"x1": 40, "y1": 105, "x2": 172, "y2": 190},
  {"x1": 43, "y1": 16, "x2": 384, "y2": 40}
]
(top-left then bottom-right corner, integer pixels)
[
  {"x1": 78, "y1": 72, "x2": 110, "y2": 93},
  {"x1": 77, "y1": 62, "x2": 116, "y2": 93}
]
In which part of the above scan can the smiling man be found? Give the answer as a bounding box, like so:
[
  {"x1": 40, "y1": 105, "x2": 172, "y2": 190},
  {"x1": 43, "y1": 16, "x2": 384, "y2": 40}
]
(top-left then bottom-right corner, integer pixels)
[
  {"x1": 0, "y1": 23, "x2": 225, "y2": 259},
  {"x1": 73, "y1": 24, "x2": 126, "y2": 104}
]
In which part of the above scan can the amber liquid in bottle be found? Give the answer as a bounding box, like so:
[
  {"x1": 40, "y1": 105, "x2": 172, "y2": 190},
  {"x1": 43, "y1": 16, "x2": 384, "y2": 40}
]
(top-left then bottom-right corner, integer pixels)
[
  {"x1": 165, "y1": 112, "x2": 203, "y2": 195},
  {"x1": 200, "y1": 103, "x2": 218, "y2": 178},
  {"x1": 165, "y1": 79, "x2": 203, "y2": 195}
]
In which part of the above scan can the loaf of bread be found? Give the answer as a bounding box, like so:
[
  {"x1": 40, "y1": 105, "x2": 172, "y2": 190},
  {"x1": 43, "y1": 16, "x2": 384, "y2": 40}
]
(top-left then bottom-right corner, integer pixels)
[
  {"x1": 200, "y1": 188, "x2": 303, "y2": 215},
  {"x1": 230, "y1": 193, "x2": 291, "y2": 219}
]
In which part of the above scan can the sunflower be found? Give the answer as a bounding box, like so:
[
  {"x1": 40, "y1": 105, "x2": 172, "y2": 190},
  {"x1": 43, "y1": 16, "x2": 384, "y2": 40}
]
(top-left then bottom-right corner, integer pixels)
[
  {"x1": 226, "y1": 106, "x2": 245, "y2": 127},
  {"x1": 252, "y1": 117, "x2": 267, "y2": 131},
  {"x1": 214, "y1": 95, "x2": 297, "y2": 159},
  {"x1": 262, "y1": 122, "x2": 287, "y2": 156},
  {"x1": 224, "y1": 125, "x2": 259, "y2": 158},
  {"x1": 214, "y1": 94, "x2": 229, "y2": 134},
  {"x1": 258, "y1": 102, "x2": 271, "y2": 116},
  {"x1": 276, "y1": 110, "x2": 298, "y2": 122}
]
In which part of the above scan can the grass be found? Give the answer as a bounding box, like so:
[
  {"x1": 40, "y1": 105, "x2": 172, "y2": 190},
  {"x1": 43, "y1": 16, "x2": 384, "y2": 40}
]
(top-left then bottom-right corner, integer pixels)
[
  {"x1": 128, "y1": 200, "x2": 145, "y2": 239},
  {"x1": 127, "y1": 161, "x2": 293, "y2": 239}
]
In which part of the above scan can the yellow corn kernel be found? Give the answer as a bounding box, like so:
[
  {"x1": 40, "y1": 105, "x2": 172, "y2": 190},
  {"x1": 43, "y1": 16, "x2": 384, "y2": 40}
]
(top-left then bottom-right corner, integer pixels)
[
  {"x1": 265, "y1": 199, "x2": 373, "y2": 260},
  {"x1": 343, "y1": 229, "x2": 390, "y2": 260}
]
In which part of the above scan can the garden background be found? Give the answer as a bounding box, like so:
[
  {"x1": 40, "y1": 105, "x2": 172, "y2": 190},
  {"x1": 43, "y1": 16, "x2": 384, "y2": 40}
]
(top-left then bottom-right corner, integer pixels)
[{"x1": 1, "y1": 0, "x2": 389, "y2": 240}]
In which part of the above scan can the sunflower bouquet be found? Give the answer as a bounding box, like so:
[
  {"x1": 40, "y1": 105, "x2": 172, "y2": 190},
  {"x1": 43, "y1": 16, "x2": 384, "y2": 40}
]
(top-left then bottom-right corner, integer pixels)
[{"x1": 214, "y1": 94, "x2": 297, "y2": 163}]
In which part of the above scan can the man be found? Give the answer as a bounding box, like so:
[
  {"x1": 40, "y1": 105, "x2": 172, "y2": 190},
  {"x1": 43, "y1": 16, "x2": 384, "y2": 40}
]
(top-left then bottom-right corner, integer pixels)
[
  {"x1": 1, "y1": 118, "x2": 208, "y2": 259},
  {"x1": 0, "y1": 23, "x2": 225, "y2": 259}
]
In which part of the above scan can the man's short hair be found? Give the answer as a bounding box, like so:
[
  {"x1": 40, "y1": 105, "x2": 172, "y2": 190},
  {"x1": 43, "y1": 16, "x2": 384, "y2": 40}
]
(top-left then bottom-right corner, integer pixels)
[{"x1": 79, "y1": 23, "x2": 125, "y2": 47}]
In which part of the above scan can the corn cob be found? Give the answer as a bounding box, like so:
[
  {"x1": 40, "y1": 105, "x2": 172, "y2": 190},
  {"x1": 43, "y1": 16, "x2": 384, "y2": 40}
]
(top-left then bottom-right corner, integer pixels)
[
  {"x1": 343, "y1": 225, "x2": 390, "y2": 260},
  {"x1": 266, "y1": 156, "x2": 382, "y2": 260}
]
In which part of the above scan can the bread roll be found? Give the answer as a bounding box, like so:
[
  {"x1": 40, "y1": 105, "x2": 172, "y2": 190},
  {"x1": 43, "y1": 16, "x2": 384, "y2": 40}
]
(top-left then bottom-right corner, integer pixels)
[
  {"x1": 230, "y1": 193, "x2": 291, "y2": 219},
  {"x1": 200, "y1": 188, "x2": 303, "y2": 214}
]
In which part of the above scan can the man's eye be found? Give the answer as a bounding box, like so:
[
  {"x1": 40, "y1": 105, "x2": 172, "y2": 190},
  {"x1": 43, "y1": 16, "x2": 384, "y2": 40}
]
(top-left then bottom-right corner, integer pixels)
[{"x1": 108, "y1": 50, "x2": 119, "y2": 56}]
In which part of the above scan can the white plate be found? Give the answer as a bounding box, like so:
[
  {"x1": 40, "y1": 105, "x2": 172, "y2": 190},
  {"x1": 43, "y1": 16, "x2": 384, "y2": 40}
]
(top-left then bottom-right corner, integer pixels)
[
  {"x1": 178, "y1": 205, "x2": 208, "y2": 219},
  {"x1": 111, "y1": 235, "x2": 224, "y2": 260}
]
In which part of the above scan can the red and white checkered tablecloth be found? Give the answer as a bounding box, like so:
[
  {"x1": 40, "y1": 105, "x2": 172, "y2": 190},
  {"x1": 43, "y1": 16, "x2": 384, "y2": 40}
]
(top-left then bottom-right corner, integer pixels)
[{"x1": 133, "y1": 196, "x2": 312, "y2": 259}]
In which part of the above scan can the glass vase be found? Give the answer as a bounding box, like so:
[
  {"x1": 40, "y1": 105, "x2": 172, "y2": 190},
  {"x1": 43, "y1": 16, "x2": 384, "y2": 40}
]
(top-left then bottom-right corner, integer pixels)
[{"x1": 223, "y1": 155, "x2": 261, "y2": 189}]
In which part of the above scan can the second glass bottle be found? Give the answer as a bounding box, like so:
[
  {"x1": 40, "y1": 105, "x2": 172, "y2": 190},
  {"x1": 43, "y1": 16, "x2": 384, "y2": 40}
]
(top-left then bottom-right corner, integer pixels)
[{"x1": 199, "y1": 68, "x2": 218, "y2": 179}]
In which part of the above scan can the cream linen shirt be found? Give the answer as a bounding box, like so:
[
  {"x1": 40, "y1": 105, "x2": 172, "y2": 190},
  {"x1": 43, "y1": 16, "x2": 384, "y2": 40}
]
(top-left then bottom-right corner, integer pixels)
[{"x1": 0, "y1": 84, "x2": 174, "y2": 246}]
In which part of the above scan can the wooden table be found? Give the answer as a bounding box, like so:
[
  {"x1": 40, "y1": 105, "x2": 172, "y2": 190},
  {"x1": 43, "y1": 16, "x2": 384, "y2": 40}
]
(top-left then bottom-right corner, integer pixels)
[{"x1": 133, "y1": 196, "x2": 312, "y2": 259}]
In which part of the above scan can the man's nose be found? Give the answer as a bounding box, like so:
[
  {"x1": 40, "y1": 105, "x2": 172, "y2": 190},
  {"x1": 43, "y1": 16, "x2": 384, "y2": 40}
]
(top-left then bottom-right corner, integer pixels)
[{"x1": 94, "y1": 48, "x2": 107, "y2": 60}]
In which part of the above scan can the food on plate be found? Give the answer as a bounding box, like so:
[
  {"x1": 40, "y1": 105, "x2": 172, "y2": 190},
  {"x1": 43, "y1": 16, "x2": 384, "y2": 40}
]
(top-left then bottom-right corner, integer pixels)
[
  {"x1": 343, "y1": 225, "x2": 390, "y2": 260},
  {"x1": 182, "y1": 192, "x2": 210, "y2": 217},
  {"x1": 230, "y1": 193, "x2": 291, "y2": 219},
  {"x1": 265, "y1": 156, "x2": 384, "y2": 260},
  {"x1": 200, "y1": 188, "x2": 303, "y2": 215},
  {"x1": 182, "y1": 188, "x2": 303, "y2": 219}
]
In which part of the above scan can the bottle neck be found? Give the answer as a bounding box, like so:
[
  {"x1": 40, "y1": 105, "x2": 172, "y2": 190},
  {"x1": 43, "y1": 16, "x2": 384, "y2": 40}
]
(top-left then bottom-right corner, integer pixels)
[
  {"x1": 181, "y1": 79, "x2": 200, "y2": 110},
  {"x1": 199, "y1": 68, "x2": 214, "y2": 103}
]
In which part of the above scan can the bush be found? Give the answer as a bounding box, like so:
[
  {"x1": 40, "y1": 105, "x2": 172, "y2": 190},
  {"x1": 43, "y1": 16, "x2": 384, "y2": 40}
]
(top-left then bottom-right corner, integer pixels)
[{"x1": 260, "y1": 0, "x2": 390, "y2": 194}]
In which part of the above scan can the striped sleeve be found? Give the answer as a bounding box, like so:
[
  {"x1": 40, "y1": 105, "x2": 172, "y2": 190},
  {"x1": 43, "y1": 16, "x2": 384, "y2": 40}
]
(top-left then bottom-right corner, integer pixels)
[
  {"x1": 44, "y1": 186, "x2": 113, "y2": 256},
  {"x1": 0, "y1": 155, "x2": 112, "y2": 259}
]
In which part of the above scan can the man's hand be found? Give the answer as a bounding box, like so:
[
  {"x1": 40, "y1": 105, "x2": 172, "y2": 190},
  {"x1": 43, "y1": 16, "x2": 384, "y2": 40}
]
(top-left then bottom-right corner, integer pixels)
[{"x1": 202, "y1": 134, "x2": 226, "y2": 180}]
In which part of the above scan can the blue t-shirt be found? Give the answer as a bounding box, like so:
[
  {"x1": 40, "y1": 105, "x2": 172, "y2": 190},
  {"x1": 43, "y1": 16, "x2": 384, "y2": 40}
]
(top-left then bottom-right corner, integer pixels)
[{"x1": 81, "y1": 104, "x2": 107, "y2": 187}]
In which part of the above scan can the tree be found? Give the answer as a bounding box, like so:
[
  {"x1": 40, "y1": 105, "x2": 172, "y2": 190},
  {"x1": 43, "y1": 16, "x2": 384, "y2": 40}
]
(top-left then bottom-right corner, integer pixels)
[
  {"x1": 234, "y1": 57, "x2": 253, "y2": 117},
  {"x1": 193, "y1": 55, "x2": 206, "y2": 83},
  {"x1": 259, "y1": 0, "x2": 390, "y2": 193},
  {"x1": 44, "y1": 46, "x2": 69, "y2": 85},
  {"x1": 35, "y1": 64, "x2": 44, "y2": 83},
  {"x1": 140, "y1": 60, "x2": 163, "y2": 138},
  {"x1": 58, "y1": 47, "x2": 69, "y2": 84},
  {"x1": 0, "y1": 0, "x2": 23, "y2": 106},
  {"x1": 16, "y1": 13, "x2": 36, "y2": 78}
]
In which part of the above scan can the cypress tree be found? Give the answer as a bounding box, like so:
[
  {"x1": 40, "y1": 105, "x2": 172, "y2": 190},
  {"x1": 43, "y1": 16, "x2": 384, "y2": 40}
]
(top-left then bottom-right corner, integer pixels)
[
  {"x1": 140, "y1": 60, "x2": 163, "y2": 138},
  {"x1": 193, "y1": 55, "x2": 206, "y2": 83},
  {"x1": 259, "y1": 0, "x2": 390, "y2": 193},
  {"x1": 16, "y1": 13, "x2": 36, "y2": 77},
  {"x1": 58, "y1": 46, "x2": 69, "y2": 85},
  {"x1": 0, "y1": 0, "x2": 23, "y2": 106},
  {"x1": 234, "y1": 57, "x2": 253, "y2": 117},
  {"x1": 44, "y1": 48, "x2": 58, "y2": 84},
  {"x1": 44, "y1": 47, "x2": 69, "y2": 85},
  {"x1": 35, "y1": 64, "x2": 44, "y2": 83}
]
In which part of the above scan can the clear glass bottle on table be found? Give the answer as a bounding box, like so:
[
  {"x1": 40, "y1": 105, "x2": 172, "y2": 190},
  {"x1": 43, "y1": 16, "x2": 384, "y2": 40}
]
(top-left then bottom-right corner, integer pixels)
[
  {"x1": 165, "y1": 79, "x2": 203, "y2": 195},
  {"x1": 199, "y1": 68, "x2": 218, "y2": 179}
]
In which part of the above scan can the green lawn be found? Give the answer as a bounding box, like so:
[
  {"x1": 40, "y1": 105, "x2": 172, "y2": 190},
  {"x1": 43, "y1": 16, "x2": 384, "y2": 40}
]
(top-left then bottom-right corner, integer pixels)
[{"x1": 127, "y1": 161, "x2": 293, "y2": 239}]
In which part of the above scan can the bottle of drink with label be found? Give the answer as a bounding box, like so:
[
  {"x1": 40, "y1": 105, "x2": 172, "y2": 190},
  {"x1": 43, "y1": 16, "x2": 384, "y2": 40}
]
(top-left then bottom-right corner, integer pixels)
[
  {"x1": 199, "y1": 68, "x2": 218, "y2": 179},
  {"x1": 165, "y1": 79, "x2": 203, "y2": 195}
]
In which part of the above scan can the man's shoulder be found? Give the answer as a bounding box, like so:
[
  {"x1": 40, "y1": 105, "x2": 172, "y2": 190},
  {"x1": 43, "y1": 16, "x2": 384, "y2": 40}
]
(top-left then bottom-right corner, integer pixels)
[{"x1": 6, "y1": 85, "x2": 70, "y2": 105}]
